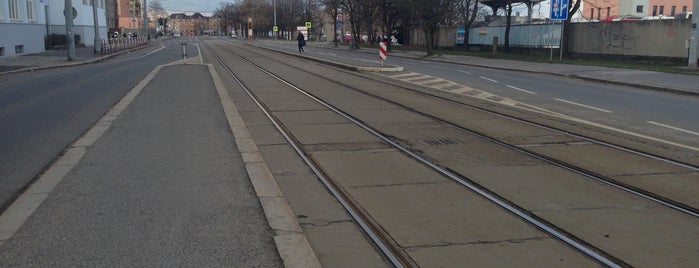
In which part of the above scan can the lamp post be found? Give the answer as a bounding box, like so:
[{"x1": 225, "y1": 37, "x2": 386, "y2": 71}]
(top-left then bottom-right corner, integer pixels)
[
  {"x1": 64, "y1": 0, "x2": 75, "y2": 60},
  {"x1": 92, "y1": 0, "x2": 100, "y2": 55},
  {"x1": 688, "y1": 0, "x2": 698, "y2": 68},
  {"x1": 143, "y1": 0, "x2": 148, "y2": 38},
  {"x1": 273, "y1": 0, "x2": 277, "y2": 40}
]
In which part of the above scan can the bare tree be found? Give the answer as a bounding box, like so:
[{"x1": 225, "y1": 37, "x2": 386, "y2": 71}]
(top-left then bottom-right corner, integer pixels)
[
  {"x1": 411, "y1": 0, "x2": 459, "y2": 56},
  {"x1": 215, "y1": 3, "x2": 237, "y2": 35},
  {"x1": 455, "y1": 0, "x2": 478, "y2": 49},
  {"x1": 340, "y1": 0, "x2": 379, "y2": 49},
  {"x1": 563, "y1": 0, "x2": 582, "y2": 56}
]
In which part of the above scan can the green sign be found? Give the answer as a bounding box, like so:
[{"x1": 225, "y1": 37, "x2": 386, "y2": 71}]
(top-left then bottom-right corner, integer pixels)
[
  {"x1": 273, "y1": 26, "x2": 278, "y2": 32},
  {"x1": 305, "y1": 22, "x2": 312, "y2": 29}
]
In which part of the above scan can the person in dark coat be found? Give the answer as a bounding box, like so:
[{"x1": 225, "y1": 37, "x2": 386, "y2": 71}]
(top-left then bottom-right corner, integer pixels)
[{"x1": 297, "y1": 32, "x2": 305, "y2": 53}]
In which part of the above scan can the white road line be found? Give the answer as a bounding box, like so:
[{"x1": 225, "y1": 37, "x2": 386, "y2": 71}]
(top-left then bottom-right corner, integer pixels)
[
  {"x1": 457, "y1": 70, "x2": 472, "y2": 75},
  {"x1": 480, "y1": 76, "x2": 498, "y2": 83},
  {"x1": 428, "y1": 65, "x2": 446, "y2": 69},
  {"x1": 647, "y1": 121, "x2": 699, "y2": 136},
  {"x1": 507, "y1": 85, "x2": 536, "y2": 94},
  {"x1": 554, "y1": 98, "x2": 613, "y2": 113}
]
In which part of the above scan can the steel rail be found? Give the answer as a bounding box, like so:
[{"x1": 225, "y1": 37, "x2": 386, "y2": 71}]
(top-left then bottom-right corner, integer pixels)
[
  {"x1": 205, "y1": 42, "x2": 411, "y2": 268},
  {"x1": 208, "y1": 41, "x2": 628, "y2": 268}
]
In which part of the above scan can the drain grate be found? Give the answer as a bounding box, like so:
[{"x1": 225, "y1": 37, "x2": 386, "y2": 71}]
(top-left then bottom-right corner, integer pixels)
[{"x1": 421, "y1": 138, "x2": 460, "y2": 146}]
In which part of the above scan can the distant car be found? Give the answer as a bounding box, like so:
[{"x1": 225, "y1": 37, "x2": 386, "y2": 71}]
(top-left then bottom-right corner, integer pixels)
[
  {"x1": 674, "y1": 12, "x2": 692, "y2": 20},
  {"x1": 601, "y1": 15, "x2": 642, "y2": 22},
  {"x1": 173, "y1": 33, "x2": 181, "y2": 37},
  {"x1": 230, "y1": 33, "x2": 238, "y2": 38}
]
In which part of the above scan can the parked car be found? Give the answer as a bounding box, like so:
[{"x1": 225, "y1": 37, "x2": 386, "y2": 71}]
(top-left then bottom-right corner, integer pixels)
[{"x1": 173, "y1": 32, "x2": 181, "y2": 37}]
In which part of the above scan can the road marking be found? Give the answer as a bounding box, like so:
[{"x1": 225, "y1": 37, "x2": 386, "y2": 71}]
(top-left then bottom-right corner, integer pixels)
[
  {"x1": 428, "y1": 65, "x2": 446, "y2": 69},
  {"x1": 647, "y1": 121, "x2": 699, "y2": 136},
  {"x1": 457, "y1": 70, "x2": 472, "y2": 75},
  {"x1": 507, "y1": 85, "x2": 536, "y2": 94},
  {"x1": 555, "y1": 98, "x2": 612, "y2": 113},
  {"x1": 480, "y1": 76, "x2": 498, "y2": 83}
]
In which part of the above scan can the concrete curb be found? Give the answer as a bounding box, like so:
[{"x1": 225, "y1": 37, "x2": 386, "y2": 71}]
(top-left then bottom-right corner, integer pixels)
[
  {"x1": 0, "y1": 44, "x2": 155, "y2": 75},
  {"x1": 207, "y1": 64, "x2": 322, "y2": 268}
]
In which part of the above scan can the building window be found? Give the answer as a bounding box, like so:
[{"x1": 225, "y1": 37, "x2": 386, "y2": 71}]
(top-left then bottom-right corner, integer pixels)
[
  {"x1": 0, "y1": 47, "x2": 4, "y2": 56},
  {"x1": 682, "y1": 6, "x2": 687, "y2": 12},
  {"x1": 652, "y1": 6, "x2": 657, "y2": 16},
  {"x1": 9, "y1": 0, "x2": 20, "y2": 19},
  {"x1": 606, "y1": 7, "x2": 611, "y2": 17},
  {"x1": 659, "y1": 6, "x2": 664, "y2": 15},
  {"x1": 83, "y1": 0, "x2": 89, "y2": 5},
  {"x1": 636, "y1": 5, "x2": 643, "y2": 13},
  {"x1": 597, "y1": 8, "x2": 601, "y2": 19},
  {"x1": 671, "y1": 6, "x2": 676, "y2": 16},
  {"x1": 590, "y1": 8, "x2": 594, "y2": 20},
  {"x1": 27, "y1": 0, "x2": 34, "y2": 21},
  {"x1": 15, "y1": 45, "x2": 24, "y2": 54}
]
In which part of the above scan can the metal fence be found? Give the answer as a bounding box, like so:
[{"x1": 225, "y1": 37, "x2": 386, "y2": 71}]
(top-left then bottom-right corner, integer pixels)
[
  {"x1": 100, "y1": 37, "x2": 148, "y2": 54},
  {"x1": 468, "y1": 23, "x2": 562, "y2": 48}
]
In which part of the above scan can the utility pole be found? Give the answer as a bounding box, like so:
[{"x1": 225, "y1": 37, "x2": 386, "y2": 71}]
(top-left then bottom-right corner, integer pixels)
[
  {"x1": 64, "y1": 0, "x2": 76, "y2": 60},
  {"x1": 688, "y1": 0, "x2": 698, "y2": 68},
  {"x1": 92, "y1": 0, "x2": 100, "y2": 55},
  {"x1": 143, "y1": 0, "x2": 148, "y2": 38}
]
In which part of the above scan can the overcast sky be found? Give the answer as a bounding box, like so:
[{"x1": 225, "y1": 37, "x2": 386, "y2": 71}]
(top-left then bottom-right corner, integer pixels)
[{"x1": 157, "y1": 0, "x2": 228, "y2": 13}]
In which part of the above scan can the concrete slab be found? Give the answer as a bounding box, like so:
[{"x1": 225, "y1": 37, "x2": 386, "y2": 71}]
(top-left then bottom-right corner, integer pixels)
[
  {"x1": 611, "y1": 172, "x2": 699, "y2": 209},
  {"x1": 302, "y1": 222, "x2": 391, "y2": 268},
  {"x1": 245, "y1": 124, "x2": 287, "y2": 145},
  {"x1": 311, "y1": 150, "x2": 446, "y2": 187},
  {"x1": 348, "y1": 182, "x2": 544, "y2": 247},
  {"x1": 529, "y1": 143, "x2": 690, "y2": 176},
  {"x1": 537, "y1": 208, "x2": 699, "y2": 268},
  {"x1": 345, "y1": 108, "x2": 434, "y2": 123},
  {"x1": 407, "y1": 237, "x2": 598, "y2": 268},
  {"x1": 452, "y1": 165, "x2": 659, "y2": 211},
  {"x1": 274, "y1": 110, "x2": 347, "y2": 125},
  {"x1": 286, "y1": 123, "x2": 382, "y2": 145}
]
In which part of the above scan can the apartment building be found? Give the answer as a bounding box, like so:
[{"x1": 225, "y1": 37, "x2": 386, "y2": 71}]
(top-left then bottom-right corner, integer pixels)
[
  {"x1": 583, "y1": 0, "x2": 693, "y2": 20},
  {"x1": 1, "y1": 0, "x2": 107, "y2": 57}
]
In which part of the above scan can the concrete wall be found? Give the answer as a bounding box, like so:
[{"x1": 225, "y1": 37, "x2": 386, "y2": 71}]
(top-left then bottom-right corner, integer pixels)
[
  {"x1": 0, "y1": 23, "x2": 46, "y2": 56},
  {"x1": 568, "y1": 20, "x2": 693, "y2": 58}
]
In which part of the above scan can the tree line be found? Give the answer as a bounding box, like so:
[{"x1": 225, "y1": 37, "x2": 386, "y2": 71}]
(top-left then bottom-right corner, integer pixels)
[{"x1": 212, "y1": 0, "x2": 581, "y2": 56}]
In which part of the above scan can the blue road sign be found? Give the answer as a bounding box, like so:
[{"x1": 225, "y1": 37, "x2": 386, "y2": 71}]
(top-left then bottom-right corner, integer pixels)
[{"x1": 550, "y1": 0, "x2": 569, "y2": 20}]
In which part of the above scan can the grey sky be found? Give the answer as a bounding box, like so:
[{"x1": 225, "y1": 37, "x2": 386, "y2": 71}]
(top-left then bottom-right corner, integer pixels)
[{"x1": 157, "y1": 0, "x2": 228, "y2": 13}]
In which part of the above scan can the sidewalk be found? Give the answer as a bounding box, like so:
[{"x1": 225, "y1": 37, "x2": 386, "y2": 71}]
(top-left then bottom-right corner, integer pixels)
[
  {"x1": 0, "y1": 64, "x2": 319, "y2": 267},
  {"x1": 0, "y1": 46, "x2": 105, "y2": 73}
]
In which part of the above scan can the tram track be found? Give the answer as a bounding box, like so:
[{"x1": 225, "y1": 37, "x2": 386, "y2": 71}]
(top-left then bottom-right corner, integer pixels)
[{"x1": 202, "y1": 39, "x2": 698, "y2": 267}]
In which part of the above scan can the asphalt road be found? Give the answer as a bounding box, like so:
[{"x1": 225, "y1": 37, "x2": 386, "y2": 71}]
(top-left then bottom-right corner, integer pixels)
[{"x1": 0, "y1": 41, "x2": 198, "y2": 210}]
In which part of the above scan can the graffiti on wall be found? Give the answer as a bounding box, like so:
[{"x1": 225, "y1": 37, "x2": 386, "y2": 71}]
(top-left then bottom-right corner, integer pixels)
[{"x1": 600, "y1": 23, "x2": 637, "y2": 49}]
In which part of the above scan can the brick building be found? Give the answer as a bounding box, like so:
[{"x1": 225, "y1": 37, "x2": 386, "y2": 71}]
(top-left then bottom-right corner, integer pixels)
[{"x1": 583, "y1": 0, "x2": 693, "y2": 20}]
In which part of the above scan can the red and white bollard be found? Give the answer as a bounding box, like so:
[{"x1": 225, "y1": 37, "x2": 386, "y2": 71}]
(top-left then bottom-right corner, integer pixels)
[{"x1": 378, "y1": 41, "x2": 387, "y2": 66}]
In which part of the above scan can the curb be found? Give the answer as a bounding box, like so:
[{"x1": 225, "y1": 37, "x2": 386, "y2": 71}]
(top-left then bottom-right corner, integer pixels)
[
  {"x1": 207, "y1": 64, "x2": 322, "y2": 268},
  {"x1": 0, "y1": 43, "x2": 156, "y2": 75}
]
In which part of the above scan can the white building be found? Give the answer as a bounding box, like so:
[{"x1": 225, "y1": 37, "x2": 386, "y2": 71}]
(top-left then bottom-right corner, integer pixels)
[{"x1": 1, "y1": 0, "x2": 107, "y2": 57}]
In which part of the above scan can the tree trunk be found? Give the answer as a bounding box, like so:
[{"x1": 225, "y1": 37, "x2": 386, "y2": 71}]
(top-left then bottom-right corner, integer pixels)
[{"x1": 425, "y1": 27, "x2": 434, "y2": 56}]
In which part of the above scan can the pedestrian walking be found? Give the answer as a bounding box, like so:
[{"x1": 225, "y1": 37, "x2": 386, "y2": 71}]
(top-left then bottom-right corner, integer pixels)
[{"x1": 297, "y1": 32, "x2": 306, "y2": 53}]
